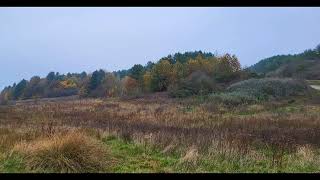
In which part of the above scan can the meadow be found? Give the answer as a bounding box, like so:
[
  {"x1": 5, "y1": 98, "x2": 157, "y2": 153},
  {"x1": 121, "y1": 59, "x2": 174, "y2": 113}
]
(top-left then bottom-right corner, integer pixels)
[
  {"x1": 1, "y1": 9, "x2": 319, "y2": 174},
  {"x1": 1, "y1": 89, "x2": 320, "y2": 173}
]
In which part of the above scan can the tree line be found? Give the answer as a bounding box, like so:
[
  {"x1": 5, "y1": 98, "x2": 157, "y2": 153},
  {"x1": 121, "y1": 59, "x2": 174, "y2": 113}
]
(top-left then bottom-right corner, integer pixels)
[
  {"x1": 249, "y1": 44, "x2": 320, "y2": 74},
  {"x1": 0, "y1": 51, "x2": 257, "y2": 104}
]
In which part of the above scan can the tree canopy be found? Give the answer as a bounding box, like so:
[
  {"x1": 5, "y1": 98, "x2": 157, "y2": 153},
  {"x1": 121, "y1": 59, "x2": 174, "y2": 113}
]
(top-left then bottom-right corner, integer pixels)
[{"x1": 1, "y1": 50, "x2": 256, "y2": 104}]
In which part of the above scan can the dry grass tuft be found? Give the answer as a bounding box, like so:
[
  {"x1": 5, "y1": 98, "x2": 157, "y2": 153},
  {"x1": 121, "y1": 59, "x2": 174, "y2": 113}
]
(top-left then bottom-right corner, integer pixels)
[
  {"x1": 296, "y1": 145, "x2": 315, "y2": 162},
  {"x1": 12, "y1": 130, "x2": 110, "y2": 173},
  {"x1": 179, "y1": 146, "x2": 199, "y2": 167},
  {"x1": 161, "y1": 144, "x2": 177, "y2": 154}
]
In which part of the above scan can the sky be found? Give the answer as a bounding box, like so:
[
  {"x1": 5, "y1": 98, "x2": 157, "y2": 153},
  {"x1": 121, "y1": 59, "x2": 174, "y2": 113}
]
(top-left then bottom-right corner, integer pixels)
[{"x1": 1, "y1": 7, "x2": 320, "y2": 90}]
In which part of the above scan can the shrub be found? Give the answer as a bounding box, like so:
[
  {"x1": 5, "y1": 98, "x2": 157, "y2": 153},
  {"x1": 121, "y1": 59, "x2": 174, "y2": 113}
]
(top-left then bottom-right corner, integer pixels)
[
  {"x1": 121, "y1": 76, "x2": 141, "y2": 97},
  {"x1": 169, "y1": 71, "x2": 220, "y2": 98},
  {"x1": 227, "y1": 78, "x2": 312, "y2": 100},
  {"x1": 12, "y1": 131, "x2": 110, "y2": 173},
  {"x1": 207, "y1": 78, "x2": 312, "y2": 106},
  {"x1": 208, "y1": 91, "x2": 259, "y2": 106},
  {"x1": 168, "y1": 84, "x2": 194, "y2": 98}
]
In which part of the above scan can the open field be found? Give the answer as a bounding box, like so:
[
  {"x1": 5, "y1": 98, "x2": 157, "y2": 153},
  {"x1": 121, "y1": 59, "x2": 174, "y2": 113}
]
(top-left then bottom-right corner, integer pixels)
[
  {"x1": 1, "y1": 7, "x2": 320, "y2": 174},
  {"x1": 1, "y1": 92, "x2": 320, "y2": 173}
]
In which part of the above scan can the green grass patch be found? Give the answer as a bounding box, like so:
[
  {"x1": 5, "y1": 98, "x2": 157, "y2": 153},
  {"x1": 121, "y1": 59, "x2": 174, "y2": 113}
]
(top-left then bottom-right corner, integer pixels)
[
  {"x1": 102, "y1": 136, "x2": 180, "y2": 173},
  {"x1": 0, "y1": 153, "x2": 26, "y2": 173},
  {"x1": 1, "y1": 134, "x2": 320, "y2": 173}
]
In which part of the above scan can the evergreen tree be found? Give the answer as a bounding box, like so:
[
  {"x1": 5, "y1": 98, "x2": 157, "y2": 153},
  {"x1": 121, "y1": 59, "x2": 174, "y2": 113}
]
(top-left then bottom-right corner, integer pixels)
[
  {"x1": 46, "y1": 72, "x2": 56, "y2": 82},
  {"x1": 13, "y1": 79, "x2": 27, "y2": 100},
  {"x1": 89, "y1": 69, "x2": 105, "y2": 91},
  {"x1": 129, "y1": 64, "x2": 145, "y2": 81},
  {"x1": 316, "y1": 44, "x2": 320, "y2": 52}
]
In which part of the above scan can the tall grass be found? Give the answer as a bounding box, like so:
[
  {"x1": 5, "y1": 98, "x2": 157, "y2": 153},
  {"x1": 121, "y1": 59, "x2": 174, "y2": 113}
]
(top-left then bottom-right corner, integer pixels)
[
  {"x1": 0, "y1": 95, "x2": 320, "y2": 172},
  {"x1": 12, "y1": 130, "x2": 110, "y2": 173}
]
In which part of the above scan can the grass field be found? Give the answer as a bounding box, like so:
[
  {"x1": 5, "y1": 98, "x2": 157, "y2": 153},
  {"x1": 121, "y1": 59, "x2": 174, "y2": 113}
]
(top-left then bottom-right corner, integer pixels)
[{"x1": 0, "y1": 93, "x2": 320, "y2": 173}]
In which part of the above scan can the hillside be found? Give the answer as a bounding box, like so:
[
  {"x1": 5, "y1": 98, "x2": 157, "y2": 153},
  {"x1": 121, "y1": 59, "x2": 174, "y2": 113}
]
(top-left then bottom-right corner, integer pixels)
[
  {"x1": 267, "y1": 58, "x2": 320, "y2": 79},
  {"x1": 249, "y1": 45, "x2": 320, "y2": 79}
]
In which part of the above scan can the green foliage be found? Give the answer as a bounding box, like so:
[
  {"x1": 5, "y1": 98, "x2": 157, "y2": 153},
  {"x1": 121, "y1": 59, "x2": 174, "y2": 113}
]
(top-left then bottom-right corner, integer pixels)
[
  {"x1": 1, "y1": 50, "x2": 247, "y2": 101},
  {"x1": 0, "y1": 153, "x2": 26, "y2": 173},
  {"x1": 145, "y1": 61, "x2": 155, "y2": 71},
  {"x1": 316, "y1": 44, "x2": 320, "y2": 52},
  {"x1": 13, "y1": 79, "x2": 27, "y2": 100},
  {"x1": 83, "y1": 69, "x2": 107, "y2": 97},
  {"x1": 129, "y1": 64, "x2": 145, "y2": 81},
  {"x1": 164, "y1": 51, "x2": 215, "y2": 64},
  {"x1": 114, "y1": 69, "x2": 129, "y2": 79},
  {"x1": 249, "y1": 46, "x2": 320, "y2": 77},
  {"x1": 206, "y1": 78, "x2": 313, "y2": 106},
  {"x1": 1, "y1": 72, "x2": 88, "y2": 100},
  {"x1": 168, "y1": 84, "x2": 194, "y2": 98},
  {"x1": 169, "y1": 71, "x2": 219, "y2": 98},
  {"x1": 102, "y1": 136, "x2": 179, "y2": 173},
  {"x1": 23, "y1": 76, "x2": 42, "y2": 99},
  {"x1": 227, "y1": 78, "x2": 312, "y2": 100},
  {"x1": 150, "y1": 60, "x2": 174, "y2": 92},
  {"x1": 89, "y1": 70, "x2": 105, "y2": 91},
  {"x1": 46, "y1": 72, "x2": 56, "y2": 82},
  {"x1": 80, "y1": 71, "x2": 87, "y2": 79},
  {"x1": 208, "y1": 91, "x2": 259, "y2": 106}
]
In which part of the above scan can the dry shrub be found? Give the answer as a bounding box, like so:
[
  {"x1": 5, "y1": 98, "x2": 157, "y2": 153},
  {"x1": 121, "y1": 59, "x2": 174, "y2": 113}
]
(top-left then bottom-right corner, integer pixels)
[
  {"x1": 161, "y1": 144, "x2": 177, "y2": 154},
  {"x1": 0, "y1": 127, "x2": 43, "y2": 151},
  {"x1": 178, "y1": 146, "x2": 199, "y2": 167},
  {"x1": 12, "y1": 130, "x2": 110, "y2": 173},
  {"x1": 296, "y1": 145, "x2": 315, "y2": 162}
]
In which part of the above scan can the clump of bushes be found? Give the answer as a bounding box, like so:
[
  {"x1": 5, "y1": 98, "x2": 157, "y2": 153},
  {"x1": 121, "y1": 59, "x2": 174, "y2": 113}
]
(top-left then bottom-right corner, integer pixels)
[
  {"x1": 12, "y1": 131, "x2": 110, "y2": 173},
  {"x1": 208, "y1": 78, "x2": 312, "y2": 106},
  {"x1": 227, "y1": 78, "x2": 312, "y2": 100},
  {"x1": 169, "y1": 71, "x2": 220, "y2": 98},
  {"x1": 209, "y1": 91, "x2": 259, "y2": 106}
]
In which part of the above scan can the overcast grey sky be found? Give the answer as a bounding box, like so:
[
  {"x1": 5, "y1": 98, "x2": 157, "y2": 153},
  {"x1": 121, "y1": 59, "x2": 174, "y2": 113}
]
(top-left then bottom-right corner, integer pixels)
[{"x1": 1, "y1": 7, "x2": 320, "y2": 90}]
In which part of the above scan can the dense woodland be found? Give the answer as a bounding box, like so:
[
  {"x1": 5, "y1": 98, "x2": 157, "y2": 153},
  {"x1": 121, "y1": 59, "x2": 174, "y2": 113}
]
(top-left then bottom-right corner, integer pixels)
[
  {"x1": 249, "y1": 44, "x2": 320, "y2": 76},
  {"x1": 2, "y1": 44, "x2": 319, "y2": 104},
  {"x1": 0, "y1": 51, "x2": 258, "y2": 104}
]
